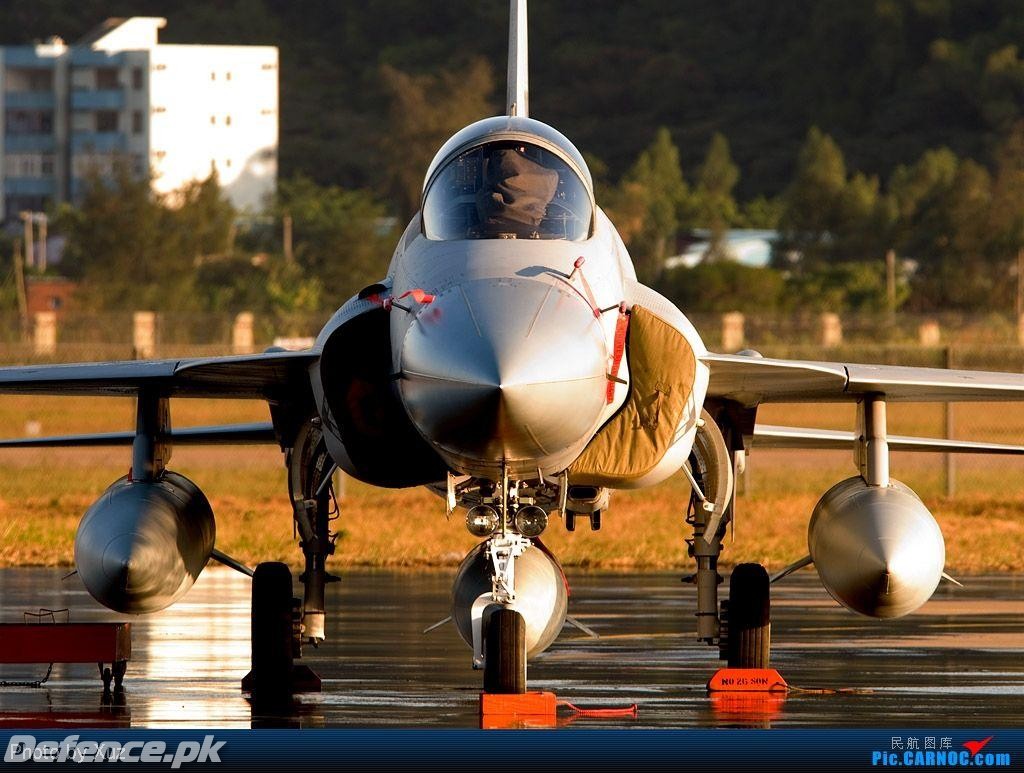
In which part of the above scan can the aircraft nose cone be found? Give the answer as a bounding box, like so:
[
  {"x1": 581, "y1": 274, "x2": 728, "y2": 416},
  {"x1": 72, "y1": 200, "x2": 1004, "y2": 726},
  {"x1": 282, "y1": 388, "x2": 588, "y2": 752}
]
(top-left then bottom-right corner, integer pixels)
[{"x1": 399, "y1": 278, "x2": 609, "y2": 472}]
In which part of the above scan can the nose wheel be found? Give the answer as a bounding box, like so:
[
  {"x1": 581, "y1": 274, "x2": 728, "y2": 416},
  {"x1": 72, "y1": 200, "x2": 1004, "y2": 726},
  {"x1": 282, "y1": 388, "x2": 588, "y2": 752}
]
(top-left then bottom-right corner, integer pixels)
[
  {"x1": 719, "y1": 562, "x2": 771, "y2": 669},
  {"x1": 483, "y1": 607, "x2": 527, "y2": 694}
]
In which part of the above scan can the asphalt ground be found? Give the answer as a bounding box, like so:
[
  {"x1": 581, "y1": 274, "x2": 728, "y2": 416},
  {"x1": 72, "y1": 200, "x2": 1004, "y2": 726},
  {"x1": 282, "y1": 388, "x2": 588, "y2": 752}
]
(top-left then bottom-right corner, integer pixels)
[{"x1": 0, "y1": 567, "x2": 1021, "y2": 728}]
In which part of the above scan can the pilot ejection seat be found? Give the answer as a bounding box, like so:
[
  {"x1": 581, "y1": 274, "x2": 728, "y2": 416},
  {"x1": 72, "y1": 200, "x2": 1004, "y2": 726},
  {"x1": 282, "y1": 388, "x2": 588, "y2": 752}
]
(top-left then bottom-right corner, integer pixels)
[{"x1": 476, "y1": 148, "x2": 559, "y2": 238}]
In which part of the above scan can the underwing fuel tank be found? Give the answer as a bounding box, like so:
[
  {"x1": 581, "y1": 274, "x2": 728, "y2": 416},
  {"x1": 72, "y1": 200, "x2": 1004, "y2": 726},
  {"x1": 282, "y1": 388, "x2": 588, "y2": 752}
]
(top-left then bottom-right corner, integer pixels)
[
  {"x1": 451, "y1": 541, "x2": 567, "y2": 658},
  {"x1": 75, "y1": 471, "x2": 215, "y2": 614},
  {"x1": 809, "y1": 476, "x2": 945, "y2": 619}
]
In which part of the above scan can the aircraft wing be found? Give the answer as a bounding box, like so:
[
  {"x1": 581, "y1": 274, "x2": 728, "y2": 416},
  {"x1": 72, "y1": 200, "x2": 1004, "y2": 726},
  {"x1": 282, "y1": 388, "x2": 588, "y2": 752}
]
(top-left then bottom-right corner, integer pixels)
[
  {"x1": 752, "y1": 424, "x2": 1024, "y2": 455},
  {"x1": 0, "y1": 350, "x2": 318, "y2": 399},
  {"x1": 703, "y1": 353, "x2": 1024, "y2": 406}
]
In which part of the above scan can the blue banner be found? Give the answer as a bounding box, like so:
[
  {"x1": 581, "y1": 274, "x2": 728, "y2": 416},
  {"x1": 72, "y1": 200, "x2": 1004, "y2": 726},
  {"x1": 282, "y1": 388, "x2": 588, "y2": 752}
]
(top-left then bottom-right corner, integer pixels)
[{"x1": 0, "y1": 729, "x2": 1019, "y2": 770}]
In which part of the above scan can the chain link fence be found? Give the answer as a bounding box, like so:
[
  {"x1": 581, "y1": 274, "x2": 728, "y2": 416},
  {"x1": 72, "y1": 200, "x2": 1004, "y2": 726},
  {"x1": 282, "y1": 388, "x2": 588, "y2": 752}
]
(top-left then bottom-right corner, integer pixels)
[{"x1": 0, "y1": 311, "x2": 1022, "y2": 505}]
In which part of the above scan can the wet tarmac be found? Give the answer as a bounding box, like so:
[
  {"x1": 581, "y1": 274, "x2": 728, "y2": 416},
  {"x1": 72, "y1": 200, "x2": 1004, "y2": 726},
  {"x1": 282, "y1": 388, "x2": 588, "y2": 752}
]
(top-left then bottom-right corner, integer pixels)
[{"x1": 0, "y1": 567, "x2": 1022, "y2": 728}]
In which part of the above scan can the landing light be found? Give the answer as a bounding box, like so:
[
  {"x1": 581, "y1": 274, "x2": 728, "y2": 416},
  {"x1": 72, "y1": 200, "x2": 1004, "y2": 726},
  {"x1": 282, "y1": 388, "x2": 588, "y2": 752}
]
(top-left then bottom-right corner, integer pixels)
[
  {"x1": 466, "y1": 505, "x2": 500, "y2": 537},
  {"x1": 514, "y1": 505, "x2": 548, "y2": 537}
]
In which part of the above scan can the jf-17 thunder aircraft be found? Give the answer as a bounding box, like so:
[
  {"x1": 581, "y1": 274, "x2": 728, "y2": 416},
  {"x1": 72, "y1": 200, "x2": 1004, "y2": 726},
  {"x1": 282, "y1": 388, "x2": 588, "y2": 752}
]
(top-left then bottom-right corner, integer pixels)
[{"x1": 7, "y1": 0, "x2": 1024, "y2": 695}]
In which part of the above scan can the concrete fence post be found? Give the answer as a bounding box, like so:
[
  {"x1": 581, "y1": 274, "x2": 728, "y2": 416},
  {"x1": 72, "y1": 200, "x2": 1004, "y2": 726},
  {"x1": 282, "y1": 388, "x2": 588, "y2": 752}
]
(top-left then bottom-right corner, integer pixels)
[
  {"x1": 820, "y1": 312, "x2": 843, "y2": 347},
  {"x1": 232, "y1": 312, "x2": 255, "y2": 355},
  {"x1": 721, "y1": 312, "x2": 745, "y2": 352},
  {"x1": 33, "y1": 311, "x2": 57, "y2": 356},
  {"x1": 133, "y1": 311, "x2": 157, "y2": 359},
  {"x1": 918, "y1": 320, "x2": 941, "y2": 347}
]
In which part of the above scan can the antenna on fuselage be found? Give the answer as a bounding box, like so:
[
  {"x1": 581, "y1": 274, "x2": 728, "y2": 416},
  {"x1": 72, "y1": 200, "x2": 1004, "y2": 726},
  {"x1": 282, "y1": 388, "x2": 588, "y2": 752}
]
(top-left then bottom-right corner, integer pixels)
[{"x1": 506, "y1": 0, "x2": 528, "y2": 117}]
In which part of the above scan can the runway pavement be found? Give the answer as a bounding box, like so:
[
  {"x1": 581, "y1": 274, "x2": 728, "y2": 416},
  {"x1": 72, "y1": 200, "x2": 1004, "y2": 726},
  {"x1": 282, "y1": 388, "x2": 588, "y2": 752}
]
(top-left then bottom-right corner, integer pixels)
[{"x1": 0, "y1": 567, "x2": 1021, "y2": 728}]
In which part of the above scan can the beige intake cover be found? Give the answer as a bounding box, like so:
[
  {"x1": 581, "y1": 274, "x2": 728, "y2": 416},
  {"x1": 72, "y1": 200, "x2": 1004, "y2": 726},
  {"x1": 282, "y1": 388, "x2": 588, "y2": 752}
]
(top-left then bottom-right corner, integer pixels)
[{"x1": 569, "y1": 306, "x2": 697, "y2": 486}]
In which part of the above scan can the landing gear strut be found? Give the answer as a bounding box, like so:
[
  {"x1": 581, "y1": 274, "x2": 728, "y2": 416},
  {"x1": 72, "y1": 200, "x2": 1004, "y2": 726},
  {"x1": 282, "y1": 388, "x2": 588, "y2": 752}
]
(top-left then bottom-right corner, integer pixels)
[
  {"x1": 287, "y1": 418, "x2": 340, "y2": 644},
  {"x1": 683, "y1": 412, "x2": 774, "y2": 670}
]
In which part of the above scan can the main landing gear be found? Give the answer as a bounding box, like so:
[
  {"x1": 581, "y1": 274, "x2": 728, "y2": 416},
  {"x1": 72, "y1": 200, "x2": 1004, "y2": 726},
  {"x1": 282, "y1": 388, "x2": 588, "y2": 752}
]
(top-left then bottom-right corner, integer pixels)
[
  {"x1": 684, "y1": 410, "x2": 773, "y2": 670},
  {"x1": 243, "y1": 418, "x2": 338, "y2": 697}
]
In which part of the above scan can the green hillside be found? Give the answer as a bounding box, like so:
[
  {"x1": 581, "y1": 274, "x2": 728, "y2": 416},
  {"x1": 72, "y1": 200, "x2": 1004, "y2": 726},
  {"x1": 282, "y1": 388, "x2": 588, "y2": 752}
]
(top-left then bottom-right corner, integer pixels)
[{"x1": 6, "y1": 0, "x2": 1024, "y2": 198}]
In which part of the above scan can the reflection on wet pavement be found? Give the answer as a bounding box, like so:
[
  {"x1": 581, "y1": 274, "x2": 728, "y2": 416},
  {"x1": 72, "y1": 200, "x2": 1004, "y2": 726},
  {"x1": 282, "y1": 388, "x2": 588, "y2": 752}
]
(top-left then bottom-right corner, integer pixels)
[{"x1": 0, "y1": 568, "x2": 1021, "y2": 728}]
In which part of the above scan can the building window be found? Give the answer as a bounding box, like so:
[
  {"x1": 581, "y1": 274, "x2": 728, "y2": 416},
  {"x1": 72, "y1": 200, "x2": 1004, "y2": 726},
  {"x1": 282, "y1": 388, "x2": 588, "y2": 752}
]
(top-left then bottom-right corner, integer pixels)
[
  {"x1": 225, "y1": 115, "x2": 232, "y2": 126},
  {"x1": 211, "y1": 71, "x2": 216, "y2": 81},
  {"x1": 132, "y1": 67, "x2": 144, "y2": 90},
  {"x1": 210, "y1": 115, "x2": 216, "y2": 125},
  {"x1": 226, "y1": 72, "x2": 232, "y2": 81},
  {"x1": 96, "y1": 111, "x2": 118, "y2": 132},
  {"x1": 225, "y1": 158, "x2": 232, "y2": 168},
  {"x1": 5, "y1": 110, "x2": 53, "y2": 134},
  {"x1": 7, "y1": 68, "x2": 54, "y2": 92},
  {"x1": 6, "y1": 154, "x2": 44, "y2": 176},
  {"x1": 132, "y1": 111, "x2": 144, "y2": 134},
  {"x1": 41, "y1": 155, "x2": 54, "y2": 175},
  {"x1": 154, "y1": 63, "x2": 166, "y2": 71},
  {"x1": 96, "y1": 67, "x2": 119, "y2": 89}
]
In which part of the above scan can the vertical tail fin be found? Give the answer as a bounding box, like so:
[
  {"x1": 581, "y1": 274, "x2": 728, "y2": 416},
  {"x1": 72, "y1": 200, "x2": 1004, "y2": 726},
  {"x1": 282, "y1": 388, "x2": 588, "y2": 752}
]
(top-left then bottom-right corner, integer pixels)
[{"x1": 506, "y1": 0, "x2": 528, "y2": 117}]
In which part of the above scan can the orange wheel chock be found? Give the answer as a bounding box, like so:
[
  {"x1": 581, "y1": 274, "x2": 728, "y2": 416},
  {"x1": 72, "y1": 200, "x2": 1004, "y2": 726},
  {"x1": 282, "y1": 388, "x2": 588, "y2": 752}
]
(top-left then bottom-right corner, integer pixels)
[
  {"x1": 480, "y1": 690, "x2": 558, "y2": 718},
  {"x1": 707, "y1": 667, "x2": 788, "y2": 692},
  {"x1": 480, "y1": 691, "x2": 558, "y2": 729}
]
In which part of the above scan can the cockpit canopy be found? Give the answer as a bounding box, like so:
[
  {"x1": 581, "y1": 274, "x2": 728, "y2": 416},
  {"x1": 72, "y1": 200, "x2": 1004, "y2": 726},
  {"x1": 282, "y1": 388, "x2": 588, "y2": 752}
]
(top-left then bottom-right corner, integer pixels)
[
  {"x1": 423, "y1": 141, "x2": 593, "y2": 241},
  {"x1": 420, "y1": 116, "x2": 594, "y2": 242}
]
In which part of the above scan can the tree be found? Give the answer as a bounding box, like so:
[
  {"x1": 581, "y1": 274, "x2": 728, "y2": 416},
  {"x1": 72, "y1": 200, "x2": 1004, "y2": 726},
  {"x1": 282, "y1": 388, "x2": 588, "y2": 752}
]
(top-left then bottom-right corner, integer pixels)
[
  {"x1": 779, "y1": 127, "x2": 895, "y2": 270},
  {"x1": 990, "y1": 121, "x2": 1024, "y2": 261},
  {"x1": 56, "y1": 162, "x2": 211, "y2": 311},
  {"x1": 659, "y1": 262, "x2": 785, "y2": 313},
  {"x1": 778, "y1": 127, "x2": 849, "y2": 269},
  {"x1": 888, "y1": 146, "x2": 960, "y2": 263},
  {"x1": 275, "y1": 176, "x2": 395, "y2": 307},
  {"x1": 379, "y1": 57, "x2": 495, "y2": 221},
  {"x1": 606, "y1": 127, "x2": 691, "y2": 283},
  {"x1": 173, "y1": 174, "x2": 237, "y2": 264},
  {"x1": 904, "y1": 158, "x2": 996, "y2": 310},
  {"x1": 692, "y1": 133, "x2": 740, "y2": 261}
]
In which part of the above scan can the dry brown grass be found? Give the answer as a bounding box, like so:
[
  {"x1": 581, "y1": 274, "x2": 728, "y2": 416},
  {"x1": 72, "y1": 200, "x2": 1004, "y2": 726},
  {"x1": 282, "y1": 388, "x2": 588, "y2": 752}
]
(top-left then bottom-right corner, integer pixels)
[{"x1": 0, "y1": 397, "x2": 1023, "y2": 572}]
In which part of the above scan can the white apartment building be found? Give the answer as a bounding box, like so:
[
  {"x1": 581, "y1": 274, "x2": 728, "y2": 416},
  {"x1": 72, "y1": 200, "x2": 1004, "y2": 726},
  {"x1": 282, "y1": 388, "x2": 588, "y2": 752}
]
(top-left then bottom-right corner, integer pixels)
[{"x1": 0, "y1": 17, "x2": 278, "y2": 221}]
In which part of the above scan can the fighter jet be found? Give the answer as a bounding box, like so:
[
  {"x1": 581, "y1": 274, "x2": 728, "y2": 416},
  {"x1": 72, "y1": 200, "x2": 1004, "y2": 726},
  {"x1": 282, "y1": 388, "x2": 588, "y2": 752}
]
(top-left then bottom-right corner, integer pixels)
[{"x1": 6, "y1": 0, "x2": 1024, "y2": 693}]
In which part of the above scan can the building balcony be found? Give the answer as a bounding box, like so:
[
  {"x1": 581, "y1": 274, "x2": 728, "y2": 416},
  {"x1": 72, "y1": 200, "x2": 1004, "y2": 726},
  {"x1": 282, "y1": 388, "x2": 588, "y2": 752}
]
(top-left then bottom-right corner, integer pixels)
[
  {"x1": 69, "y1": 50, "x2": 125, "y2": 67},
  {"x1": 3, "y1": 177, "x2": 56, "y2": 196},
  {"x1": 2, "y1": 91, "x2": 56, "y2": 109},
  {"x1": 70, "y1": 89, "x2": 126, "y2": 110},
  {"x1": 70, "y1": 131, "x2": 126, "y2": 152},
  {"x1": 3, "y1": 134, "x2": 56, "y2": 152},
  {"x1": 1, "y1": 47, "x2": 59, "y2": 67}
]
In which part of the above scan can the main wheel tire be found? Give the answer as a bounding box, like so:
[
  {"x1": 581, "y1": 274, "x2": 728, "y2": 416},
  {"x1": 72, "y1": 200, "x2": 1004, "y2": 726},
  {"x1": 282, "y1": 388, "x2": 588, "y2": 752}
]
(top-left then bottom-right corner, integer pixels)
[
  {"x1": 483, "y1": 607, "x2": 527, "y2": 694},
  {"x1": 726, "y1": 563, "x2": 771, "y2": 669},
  {"x1": 251, "y1": 561, "x2": 295, "y2": 693}
]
